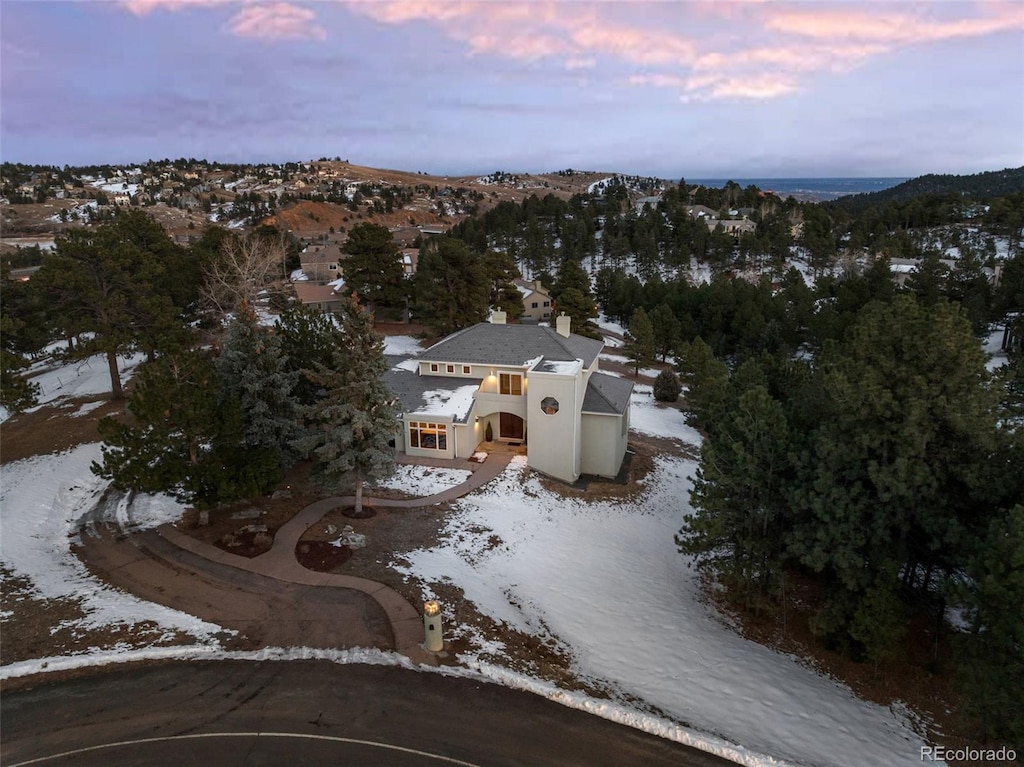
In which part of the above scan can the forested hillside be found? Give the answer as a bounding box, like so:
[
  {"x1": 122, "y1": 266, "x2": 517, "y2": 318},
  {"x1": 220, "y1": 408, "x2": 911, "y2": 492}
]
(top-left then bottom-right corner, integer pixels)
[{"x1": 828, "y1": 166, "x2": 1024, "y2": 213}]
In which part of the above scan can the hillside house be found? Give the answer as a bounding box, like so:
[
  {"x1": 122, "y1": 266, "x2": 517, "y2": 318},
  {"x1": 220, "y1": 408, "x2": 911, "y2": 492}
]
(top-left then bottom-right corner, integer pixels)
[
  {"x1": 299, "y1": 245, "x2": 342, "y2": 283},
  {"x1": 294, "y1": 280, "x2": 346, "y2": 312},
  {"x1": 385, "y1": 312, "x2": 633, "y2": 483},
  {"x1": 514, "y1": 279, "x2": 553, "y2": 321}
]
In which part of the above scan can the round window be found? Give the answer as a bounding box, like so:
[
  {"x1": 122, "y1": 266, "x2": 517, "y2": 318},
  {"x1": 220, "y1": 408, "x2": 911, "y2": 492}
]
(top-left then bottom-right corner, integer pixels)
[{"x1": 540, "y1": 396, "x2": 559, "y2": 415}]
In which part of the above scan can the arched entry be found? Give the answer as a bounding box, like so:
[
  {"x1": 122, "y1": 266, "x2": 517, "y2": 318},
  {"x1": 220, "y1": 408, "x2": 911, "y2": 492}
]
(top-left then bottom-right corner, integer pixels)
[{"x1": 499, "y1": 412, "x2": 525, "y2": 441}]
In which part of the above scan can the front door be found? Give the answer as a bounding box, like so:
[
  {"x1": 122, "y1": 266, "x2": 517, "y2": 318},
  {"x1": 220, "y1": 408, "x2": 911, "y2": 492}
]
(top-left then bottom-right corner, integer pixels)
[{"x1": 499, "y1": 412, "x2": 525, "y2": 441}]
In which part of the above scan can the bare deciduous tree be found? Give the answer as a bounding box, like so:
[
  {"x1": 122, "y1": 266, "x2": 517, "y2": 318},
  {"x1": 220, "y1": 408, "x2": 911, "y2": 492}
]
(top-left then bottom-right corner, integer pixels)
[{"x1": 200, "y1": 235, "x2": 285, "y2": 320}]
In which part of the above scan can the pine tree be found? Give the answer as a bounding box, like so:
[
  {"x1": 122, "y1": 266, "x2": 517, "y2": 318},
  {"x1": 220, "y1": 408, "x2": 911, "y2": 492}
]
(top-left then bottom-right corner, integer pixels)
[
  {"x1": 653, "y1": 368, "x2": 682, "y2": 402},
  {"x1": 294, "y1": 299, "x2": 398, "y2": 516},
  {"x1": 218, "y1": 310, "x2": 300, "y2": 467},
  {"x1": 625, "y1": 307, "x2": 655, "y2": 375},
  {"x1": 649, "y1": 303, "x2": 681, "y2": 362},
  {"x1": 340, "y1": 222, "x2": 405, "y2": 314},
  {"x1": 93, "y1": 349, "x2": 279, "y2": 508},
  {"x1": 413, "y1": 237, "x2": 489, "y2": 336}
]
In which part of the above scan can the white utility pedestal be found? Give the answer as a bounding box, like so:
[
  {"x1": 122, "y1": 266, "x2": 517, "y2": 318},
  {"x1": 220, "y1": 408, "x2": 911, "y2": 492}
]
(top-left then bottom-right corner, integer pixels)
[{"x1": 423, "y1": 600, "x2": 443, "y2": 652}]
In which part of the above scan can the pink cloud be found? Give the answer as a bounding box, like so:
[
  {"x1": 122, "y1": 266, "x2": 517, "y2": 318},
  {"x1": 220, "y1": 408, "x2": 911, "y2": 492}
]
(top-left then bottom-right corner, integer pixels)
[{"x1": 227, "y1": 2, "x2": 325, "y2": 41}]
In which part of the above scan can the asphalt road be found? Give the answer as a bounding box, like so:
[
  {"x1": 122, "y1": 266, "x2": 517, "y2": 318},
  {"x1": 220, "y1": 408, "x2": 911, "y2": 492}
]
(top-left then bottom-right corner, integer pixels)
[{"x1": 2, "y1": 661, "x2": 736, "y2": 766}]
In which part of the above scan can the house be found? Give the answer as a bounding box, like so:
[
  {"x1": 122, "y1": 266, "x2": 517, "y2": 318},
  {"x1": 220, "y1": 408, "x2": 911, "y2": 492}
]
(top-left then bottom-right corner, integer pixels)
[
  {"x1": 385, "y1": 312, "x2": 633, "y2": 483},
  {"x1": 299, "y1": 245, "x2": 342, "y2": 283},
  {"x1": 705, "y1": 218, "x2": 756, "y2": 237},
  {"x1": 400, "y1": 248, "x2": 419, "y2": 276},
  {"x1": 634, "y1": 195, "x2": 662, "y2": 213},
  {"x1": 294, "y1": 280, "x2": 346, "y2": 312},
  {"x1": 514, "y1": 279, "x2": 553, "y2": 321}
]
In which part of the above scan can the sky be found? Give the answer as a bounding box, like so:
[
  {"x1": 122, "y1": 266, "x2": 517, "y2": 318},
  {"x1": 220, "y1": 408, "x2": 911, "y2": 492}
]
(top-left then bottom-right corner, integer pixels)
[{"x1": 2, "y1": 0, "x2": 1023, "y2": 178}]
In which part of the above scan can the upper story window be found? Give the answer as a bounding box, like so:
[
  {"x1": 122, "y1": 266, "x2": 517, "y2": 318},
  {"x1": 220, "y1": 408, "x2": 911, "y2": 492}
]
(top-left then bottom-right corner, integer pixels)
[
  {"x1": 462, "y1": 365, "x2": 471, "y2": 375},
  {"x1": 543, "y1": 300, "x2": 550, "y2": 307},
  {"x1": 430, "y1": 363, "x2": 439, "y2": 373},
  {"x1": 499, "y1": 372, "x2": 523, "y2": 396},
  {"x1": 532, "y1": 302, "x2": 539, "y2": 309},
  {"x1": 446, "y1": 364, "x2": 455, "y2": 374}
]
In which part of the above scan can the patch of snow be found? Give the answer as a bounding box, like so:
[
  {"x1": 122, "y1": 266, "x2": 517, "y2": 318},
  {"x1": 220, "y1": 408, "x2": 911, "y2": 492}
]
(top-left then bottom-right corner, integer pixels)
[
  {"x1": 602, "y1": 335, "x2": 624, "y2": 348},
  {"x1": 376, "y1": 465, "x2": 472, "y2": 496},
  {"x1": 70, "y1": 400, "x2": 106, "y2": 417},
  {"x1": 415, "y1": 385, "x2": 479, "y2": 421},
  {"x1": 26, "y1": 352, "x2": 146, "y2": 409},
  {"x1": 629, "y1": 385, "x2": 701, "y2": 443},
  {"x1": 393, "y1": 456, "x2": 937, "y2": 767},
  {"x1": 391, "y1": 358, "x2": 420, "y2": 373},
  {"x1": 290, "y1": 269, "x2": 309, "y2": 281},
  {"x1": 383, "y1": 335, "x2": 424, "y2": 356},
  {"x1": 596, "y1": 314, "x2": 626, "y2": 337},
  {"x1": 0, "y1": 445, "x2": 225, "y2": 644}
]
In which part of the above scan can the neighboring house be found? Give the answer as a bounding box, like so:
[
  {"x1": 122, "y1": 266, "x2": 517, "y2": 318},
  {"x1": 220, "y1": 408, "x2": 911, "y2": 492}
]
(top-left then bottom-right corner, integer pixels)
[
  {"x1": 514, "y1": 278, "x2": 553, "y2": 321},
  {"x1": 299, "y1": 245, "x2": 341, "y2": 283},
  {"x1": 686, "y1": 204, "x2": 718, "y2": 220},
  {"x1": 400, "y1": 248, "x2": 419, "y2": 276},
  {"x1": 634, "y1": 195, "x2": 662, "y2": 213},
  {"x1": 294, "y1": 280, "x2": 346, "y2": 312},
  {"x1": 888, "y1": 257, "x2": 956, "y2": 288},
  {"x1": 705, "y1": 218, "x2": 756, "y2": 237},
  {"x1": 385, "y1": 312, "x2": 633, "y2": 483}
]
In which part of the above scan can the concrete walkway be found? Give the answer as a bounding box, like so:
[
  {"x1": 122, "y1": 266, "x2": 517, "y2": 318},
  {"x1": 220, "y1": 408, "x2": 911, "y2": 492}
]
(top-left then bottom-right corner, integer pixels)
[{"x1": 157, "y1": 452, "x2": 515, "y2": 665}]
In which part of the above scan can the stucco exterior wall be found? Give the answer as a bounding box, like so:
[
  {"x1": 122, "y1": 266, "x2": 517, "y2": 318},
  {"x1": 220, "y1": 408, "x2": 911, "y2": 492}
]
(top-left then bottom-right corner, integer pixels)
[
  {"x1": 580, "y1": 413, "x2": 628, "y2": 478},
  {"x1": 526, "y1": 370, "x2": 583, "y2": 483}
]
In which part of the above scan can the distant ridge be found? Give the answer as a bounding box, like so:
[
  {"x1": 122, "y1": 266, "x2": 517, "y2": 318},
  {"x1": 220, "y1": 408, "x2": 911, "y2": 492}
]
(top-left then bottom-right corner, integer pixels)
[{"x1": 826, "y1": 167, "x2": 1024, "y2": 212}]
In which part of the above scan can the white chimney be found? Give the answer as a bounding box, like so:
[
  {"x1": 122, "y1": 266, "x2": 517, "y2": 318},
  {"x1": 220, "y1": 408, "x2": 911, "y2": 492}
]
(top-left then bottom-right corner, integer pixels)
[
  {"x1": 490, "y1": 309, "x2": 507, "y2": 325},
  {"x1": 556, "y1": 313, "x2": 571, "y2": 338}
]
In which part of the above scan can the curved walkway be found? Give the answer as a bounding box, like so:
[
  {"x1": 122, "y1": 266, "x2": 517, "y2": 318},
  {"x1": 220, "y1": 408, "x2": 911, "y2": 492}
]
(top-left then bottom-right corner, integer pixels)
[{"x1": 157, "y1": 453, "x2": 514, "y2": 665}]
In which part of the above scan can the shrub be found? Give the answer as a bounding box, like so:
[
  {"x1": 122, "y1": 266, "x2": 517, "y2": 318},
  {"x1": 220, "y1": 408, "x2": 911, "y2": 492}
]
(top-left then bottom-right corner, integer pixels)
[{"x1": 653, "y1": 369, "x2": 682, "y2": 402}]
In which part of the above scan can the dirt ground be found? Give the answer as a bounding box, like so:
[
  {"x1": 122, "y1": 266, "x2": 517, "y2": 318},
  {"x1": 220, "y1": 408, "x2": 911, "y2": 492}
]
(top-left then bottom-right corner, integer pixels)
[{"x1": 0, "y1": 396, "x2": 125, "y2": 464}]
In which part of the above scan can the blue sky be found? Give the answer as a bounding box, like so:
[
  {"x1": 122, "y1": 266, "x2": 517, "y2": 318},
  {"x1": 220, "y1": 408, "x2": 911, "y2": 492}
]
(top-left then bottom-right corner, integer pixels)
[{"x1": 2, "y1": 1, "x2": 1022, "y2": 178}]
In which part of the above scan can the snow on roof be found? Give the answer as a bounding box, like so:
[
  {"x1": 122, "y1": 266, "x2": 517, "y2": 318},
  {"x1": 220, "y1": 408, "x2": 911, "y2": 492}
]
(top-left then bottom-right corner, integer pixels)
[
  {"x1": 416, "y1": 384, "x2": 479, "y2": 421},
  {"x1": 535, "y1": 359, "x2": 582, "y2": 375},
  {"x1": 290, "y1": 269, "x2": 309, "y2": 282},
  {"x1": 391, "y1": 358, "x2": 419, "y2": 373}
]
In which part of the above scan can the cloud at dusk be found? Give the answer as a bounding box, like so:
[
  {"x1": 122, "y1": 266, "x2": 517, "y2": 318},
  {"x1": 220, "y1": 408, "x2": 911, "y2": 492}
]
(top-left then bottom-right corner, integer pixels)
[{"x1": 2, "y1": 1, "x2": 1022, "y2": 176}]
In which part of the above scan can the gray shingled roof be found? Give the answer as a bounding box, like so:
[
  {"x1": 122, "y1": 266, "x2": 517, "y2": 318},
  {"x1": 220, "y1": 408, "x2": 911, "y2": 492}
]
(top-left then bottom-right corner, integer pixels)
[
  {"x1": 384, "y1": 368, "x2": 482, "y2": 423},
  {"x1": 423, "y1": 323, "x2": 604, "y2": 367},
  {"x1": 582, "y1": 372, "x2": 633, "y2": 415}
]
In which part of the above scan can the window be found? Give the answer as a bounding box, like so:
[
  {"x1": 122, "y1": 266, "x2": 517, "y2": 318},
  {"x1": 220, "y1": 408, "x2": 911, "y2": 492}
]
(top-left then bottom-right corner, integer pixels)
[
  {"x1": 430, "y1": 363, "x2": 439, "y2": 373},
  {"x1": 409, "y1": 421, "x2": 447, "y2": 450},
  {"x1": 446, "y1": 364, "x2": 455, "y2": 374},
  {"x1": 543, "y1": 300, "x2": 550, "y2": 307},
  {"x1": 532, "y1": 302, "x2": 539, "y2": 309},
  {"x1": 329, "y1": 263, "x2": 337, "y2": 270},
  {"x1": 499, "y1": 373, "x2": 522, "y2": 396},
  {"x1": 540, "y1": 396, "x2": 559, "y2": 415},
  {"x1": 462, "y1": 365, "x2": 471, "y2": 375}
]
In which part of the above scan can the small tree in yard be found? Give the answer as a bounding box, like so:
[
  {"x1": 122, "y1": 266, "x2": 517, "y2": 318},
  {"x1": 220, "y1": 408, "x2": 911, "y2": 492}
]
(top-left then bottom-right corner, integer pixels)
[
  {"x1": 653, "y1": 368, "x2": 682, "y2": 402},
  {"x1": 294, "y1": 298, "x2": 398, "y2": 516},
  {"x1": 625, "y1": 307, "x2": 655, "y2": 376}
]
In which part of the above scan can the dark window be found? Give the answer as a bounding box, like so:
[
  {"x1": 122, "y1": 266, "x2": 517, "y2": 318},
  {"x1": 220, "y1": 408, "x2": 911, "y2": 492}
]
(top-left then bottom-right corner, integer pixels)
[{"x1": 541, "y1": 396, "x2": 559, "y2": 415}]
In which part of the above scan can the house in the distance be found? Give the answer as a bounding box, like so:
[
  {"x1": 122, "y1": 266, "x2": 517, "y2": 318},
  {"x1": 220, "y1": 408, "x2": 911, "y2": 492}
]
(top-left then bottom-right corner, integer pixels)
[
  {"x1": 514, "y1": 278, "x2": 553, "y2": 322},
  {"x1": 299, "y1": 245, "x2": 342, "y2": 283},
  {"x1": 294, "y1": 280, "x2": 345, "y2": 312},
  {"x1": 385, "y1": 312, "x2": 633, "y2": 483}
]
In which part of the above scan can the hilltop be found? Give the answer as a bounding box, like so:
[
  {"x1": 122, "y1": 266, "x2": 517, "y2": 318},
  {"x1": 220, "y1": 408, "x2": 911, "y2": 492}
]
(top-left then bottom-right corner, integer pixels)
[{"x1": 826, "y1": 166, "x2": 1024, "y2": 213}]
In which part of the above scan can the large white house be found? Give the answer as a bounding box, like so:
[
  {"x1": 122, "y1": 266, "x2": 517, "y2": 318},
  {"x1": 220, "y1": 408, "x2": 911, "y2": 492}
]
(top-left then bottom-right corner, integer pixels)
[{"x1": 385, "y1": 313, "x2": 633, "y2": 483}]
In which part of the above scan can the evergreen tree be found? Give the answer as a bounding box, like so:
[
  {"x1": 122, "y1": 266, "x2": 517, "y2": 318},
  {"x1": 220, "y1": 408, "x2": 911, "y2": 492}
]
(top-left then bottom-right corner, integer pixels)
[
  {"x1": 218, "y1": 311, "x2": 301, "y2": 468},
  {"x1": 274, "y1": 304, "x2": 346, "y2": 406},
  {"x1": 483, "y1": 250, "x2": 524, "y2": 321},
  {"x1": 653, "y1": 368, "x2": 682, "y2": 402},
  {"x1": 33, "y1": 211, "x2": 188, "y2": 398},
  {"x1": 552, "y1": 258, "x2": 598, "y2": 337},
  {"x1": 294, "y1": 299, "x2": 398, "y2": 516},
  {"x1": 649, "y1": 303, "x2": 681, "y2": 362},
  {"x1": 413, "y1": 237, "x2": 489, "y2": 336},
  {"x1": 679, "y1": 381, "x2": 791, "y2": 610},
  {"x1": 624, "y1": 307, "x2": 655, "y2": 375},
  {"x1": 340, "y1": 222, "x2": 406, "y2": 314},
  {"x1": 93, "y1": 349, "x2": 279, "y2": 508}
]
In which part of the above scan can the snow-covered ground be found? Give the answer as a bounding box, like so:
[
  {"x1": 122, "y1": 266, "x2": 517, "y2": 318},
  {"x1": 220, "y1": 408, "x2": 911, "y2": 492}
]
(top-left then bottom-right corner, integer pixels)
[
  {"x1": 0, "y1": 444, "x2": 226, "y2": 645},
  {"x1": 984, "y1": 324, "x2": 1011, "y2": 372},
  {"x1": 375, "y1": 465, "x2": 472, "y2": 496},
  {"x1": 24, "y1": 351, "x2": 144, "y2": 411},
  {"x1": 394, "y1": 453, "x2": 935, "y2": 767}
]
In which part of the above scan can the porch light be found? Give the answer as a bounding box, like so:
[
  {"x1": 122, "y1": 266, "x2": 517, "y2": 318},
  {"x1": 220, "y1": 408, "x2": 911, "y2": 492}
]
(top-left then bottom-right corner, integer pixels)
[{"x1": 424, "y1": 600, "x2": 440, "y2": 616}]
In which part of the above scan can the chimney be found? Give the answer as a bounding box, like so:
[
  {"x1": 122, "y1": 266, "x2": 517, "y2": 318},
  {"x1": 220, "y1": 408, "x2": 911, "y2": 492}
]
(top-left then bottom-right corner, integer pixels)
[
  {"x1": 556, "y1": 313, "x2": 571, "y2": 338},
  {"x1": 490, "y1": 309, "x2": 507, "y2": 325}
]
